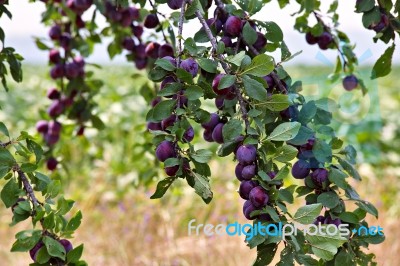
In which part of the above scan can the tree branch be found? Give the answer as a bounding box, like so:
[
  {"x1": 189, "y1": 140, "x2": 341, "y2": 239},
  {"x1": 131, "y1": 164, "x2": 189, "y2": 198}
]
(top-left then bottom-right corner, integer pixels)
[
  {"x1": 176, "y1": 0, "x2": 187, "y2": 68},
  {"x1": 190, "y1": 3, "x2": 250, "y2": 131},
  {"x1": 0, "y1": 141, "x2": 12, "y2": 148},
  {"x1": 17, "y1": 169, "x2": 40, "y2": 207}
]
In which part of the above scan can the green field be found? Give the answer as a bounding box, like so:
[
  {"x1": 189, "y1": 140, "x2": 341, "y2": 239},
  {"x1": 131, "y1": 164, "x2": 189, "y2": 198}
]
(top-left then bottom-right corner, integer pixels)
[{"x1": 0, "y1": 65, "x2": 399, "y2": 265}]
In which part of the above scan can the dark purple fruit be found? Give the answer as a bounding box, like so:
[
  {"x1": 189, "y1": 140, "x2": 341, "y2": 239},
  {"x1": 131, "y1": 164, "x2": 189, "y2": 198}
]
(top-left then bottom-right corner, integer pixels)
[
  {"x1": 122, "y1": 37, "x2": 135, "y2": 51},
  {"x1": 161, "y1": 114, "x2": 176, "y2": 131},
  {"x1": 249, "y1": 186, "x2": 269, "y2": 208},
  {"x1": 236, "y1": 145, "x2": 257, "y2": 165},
  {"x1": 48, "y1": 120, "x2": 62, "y2": 135},
  {"x1": 201, "y1": 113, "x2": 219, "y2": 130},
  {"x1": 239, "y1": 180, "x2": 258, "y2": 200},
  {"x1": 212, "y1": 123, "x2": 224, "y2": 144},
  {"x1": 203, "y1": 129, "x2": 214, "y2": 142},
  {"x1": 167, "y1": 0, "x2": 184, "y2": 10},
  {"x1": 155, "y1": 141, "x2": 176, "y2": 162},
  {"x1": 313, "y1": 215, "x2": 325, "y2": 225},
  {"x1": 50, "y1": 64, "x2": 64, "y2": 79},
  {"x1": 144, "y1": 14, "x2": 159, "y2": 28},
  {"x1": 243, "y1": 200, "x2": 258, "y2": 220},
  {"x1": 29, "y1": 242, "x2": 44, "y2": 262},
  {"x1": 311, "y1": 168, "x2": 329, "y2": 186},
  {"x1": 147, "y1": 122, "x2": 162, "y2": 131},
  {"x1": 212, "y1": 74, "x2": 232, "y2": 96},
  {"x1": 47, "y1": 101, "x2": 64, "y2": 117},
  {"x1": 207, "y1": 18, "x2": 223, "y2": 33},
  {"x1": 317, "y1": 32, "x2": 333, "y2": 50},
  {"x1": 145, "y1": 42, "x2": 161, "y2": 59},
  {"x1": 253, "y1": 32, "x2": 267, "y2": 51},
  {"x1": 324, "y1": 217, "x2": 341, "y2": 227},
  {"x1": 158, "y1": 43, "x2": 174, "y2": 58},
  {"x1": 235, "y1": 163, "x2": 245, "y2": 181},
  {"x1": 241, "y1": 164, "x2": 256, "y2": 180},
  {"x1": 292, "y1": 160, "x2": 310, "y2": 179},
  {"x1": 305, "y1": 32, "x2": 319, "y2": 45},
  {"x1": 36, "y1": 120, "x2": 49, "y2": 134},
  {"x1": 59, "y1": 239, "x2": 73, "y2": 253},
  {"x1": 47, "y1": 88, "x2": 60, "y2": 100},
  {"x1": 224, "y1": 16, "x2": 242, "y2": 37},
  {"x1": 220, "y1": 36, "x2": 233, "y2": 48},
  {"x1": 47, "y1": 157, "x2": 58, "y2": 171},
  {"x1": 215, "y1": 97, "x2": 224, "y2": 110},
  {"x1": 180, "y1": 58, "x2": 198, "y2": 77},
  {"x1": 49, "y1": 49, "x2": 61, "y2": 64},
  {"x1": 49, "y1": 25, "x2": 62, "y2": 40},
  {"x1": 183, "y1": 126, "x2": 194, "y2": 142},
  {"x1": 342, "y1": 75, "x2": 358, "y2": 91}
]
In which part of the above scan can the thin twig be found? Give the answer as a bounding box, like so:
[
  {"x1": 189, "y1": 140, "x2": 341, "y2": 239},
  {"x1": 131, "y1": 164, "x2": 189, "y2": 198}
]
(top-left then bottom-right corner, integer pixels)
[
  {"x1": 191, "y1": 5, "x2": 250, "y2": 131},
  {"x1": 312, "y1": 11, "x2": 347, "y2": 71},
  {"x1": 149, "y1": 0, "x2": 169, "y2": 43},
  {"x1": 176, "y1": 0, "x2": 186, "y2": 68},
  {"x1": 0, "y1": 141, "x2": 12, "y2": 148},
  {"x1": 17, "y1": 169, "x2": 40, "y2": 207}
]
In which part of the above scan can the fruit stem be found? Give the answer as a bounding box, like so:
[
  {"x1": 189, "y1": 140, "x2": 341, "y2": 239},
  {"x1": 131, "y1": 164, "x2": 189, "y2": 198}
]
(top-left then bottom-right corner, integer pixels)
[{"x1": 189, "y1": 0, "x2": 250, "y2": 131}]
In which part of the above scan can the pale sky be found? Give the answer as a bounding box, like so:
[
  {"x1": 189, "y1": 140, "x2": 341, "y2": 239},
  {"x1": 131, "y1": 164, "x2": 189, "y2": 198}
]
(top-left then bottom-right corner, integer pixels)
[{"x1": 1, "y1": 1, "x2": 399, "y2": 65}]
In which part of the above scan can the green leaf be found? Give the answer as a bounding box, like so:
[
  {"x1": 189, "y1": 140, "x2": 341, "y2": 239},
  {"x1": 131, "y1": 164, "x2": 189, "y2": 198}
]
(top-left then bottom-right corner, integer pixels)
[
  {"x1": 197, "y1": 58, "x2": 218, "y2": 73},
  {"x1": 43, "y1": 236, "x2": 66, "y2": 260},
  {"x1": 371, "y1": 44, "x2": 395, "y2": 79},
  {"x1": 264, "y1": 21, "x2": 283, "y2": 43},
  {"x1": 20, "y1": 163, "x2": 37, "y2": 173},
  {"x1": 293, "y1": 203, "x2": 322, "y2": 224},
  {"x1": 252, "y1": 243, "x2": 278, "y2": 266},
  {"x1": 150, "y1": 176, "x2": 176, "y2": 199},
  {"x1": 274, "y1": 165, "x2": 290, "y2": 180},
  {"x1": 26, "y1": 139, "x2": 43, "y2": 164},
  {"x1": 10, "y1": 230, "x2": 42, "y2": 252},
  {"x1": 242, "y1": 75, "x2": 268, "y2": 101},
  {"x1": 46, "y1": 180, "x2": 61, "y2": 198},
  {"x1": 186, "y1": 0, "x2": 203, "y2": 17},
  {"x1": 312, "y1": 139, "x2": 332, "y2": 163},
  {"x1": 267, "y1": 122, "x2": 301, "y2": 141},
  {"x1": 90, "y1": 115, "x2": 105, "y2": 130},
  {"x1": 155, "y1": 58, "x2": 175, "y2": 71},
  {"x1": 0, "y1": 122, "x2": 10, "y2": 137},
  {"x1": 263, "y1": 94, "x2": 290, "y2": 111},
  {"x1": 152, "y1": 100, "x2": 177, "y2": 121},
  {"x1": 328, "y1": 168, "x2": 349, "y2": 190},
  {"x1": 355, "y1": 0, "x2": 375, "y2": 12},
  {"x1": 355, "y1": 201, "x2": 378, "y2": 218},
  {"x1": 191, "y1": 172, "x2": 213, "y2": 204},
  {"x1": 1, "y1": 179, "x2": 20, "y2": 208},
  {"x1": 222, "y1": 119, "x2": 243, "y2": 142},
  {"x1": 338, "y1": 212, "x2": 360, "y2": 224},
  {"x1": 338, "y1": 158, "x2": 361, "y2": 181},
  {"x1": 0, "y1": 147, "x2": 15, "y2": 167},
  {"x1": 362, "y1": 6, "x2": 381, "y2": 28},
  {"x1": 243, "y1": 22, "x2": 258, "y2": 45},
  {"x1": 218, "y1": 74, "x2": 236, "y2": 90},
  {"x1": 241, "y1": 54, "x2": 274, "y2": 77},
  {"x1": 65, "y1": 210, "x2": 83, "y2": 232},
  {"x1": 305, "y1": 229, "x2": 347, "y2": 260},
  {"x1": 185, "y1": 85, "x2": 204, "y2": 100},
  {"x1": 317, "y1": 192, "x2": 340, "y2": 208},
  {"x1": 43, "y1": 212, "x2": 55, "y2": 230},
  {"x1": 190, "y1": 149, "x2": 213, "y2": 163},
  {"x1": 67, "y1": 244, "x2": 84, "y2": 263},
  {"x1": 298, "y1": 101, "x2": 317, "y2": 125},
  {"x1": 273, "y1": 145, "x2": 298, "y2": 163},
  {"x1": 226, "y1": 51, "x2": 246, "y2": 66},
  {"x1": 35, "y1": 247, "x2": 51, "y2": 264},
  {"x1": 278, "y1": 188, "x2": 294, "y2": 203},
  {"x1": 335, "y1": 250, "x2": 354, "y2": 266}
]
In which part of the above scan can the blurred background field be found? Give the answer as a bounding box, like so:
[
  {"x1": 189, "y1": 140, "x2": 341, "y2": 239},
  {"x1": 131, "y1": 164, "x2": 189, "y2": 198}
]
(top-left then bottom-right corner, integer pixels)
[{"x1": 0, "y1": 65, "x2": 399, "y2": 265}]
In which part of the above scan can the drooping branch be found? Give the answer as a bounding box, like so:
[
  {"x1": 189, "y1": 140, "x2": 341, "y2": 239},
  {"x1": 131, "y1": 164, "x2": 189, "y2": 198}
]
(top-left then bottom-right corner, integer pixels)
[{"x1": 189, "y1": 2, "x2": 250, "y2": 131}]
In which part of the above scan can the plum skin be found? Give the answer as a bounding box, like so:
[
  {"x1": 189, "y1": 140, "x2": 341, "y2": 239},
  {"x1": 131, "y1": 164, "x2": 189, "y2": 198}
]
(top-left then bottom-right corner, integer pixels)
[
  {"x1": 342, "y1": 75, "x2": 358, "y2": 91},
  {"x1": 239, "y1": 180, "x2": 258, "y2": 200},
  {"x1": 236, "y1": 145, "x2": 257, "y2": 165},
  {"x1": 155, "y1": 141, "x2": 176, "y2": 162},
  {"x1": 292, "y1": 160, "x2": 310, "y2": 179},
  {"x1": 224, "y1": 16, "x2": 242, "y2": 37},
  {"x1": 249, "y1": 186, "x2": 269, "y2": 208}
]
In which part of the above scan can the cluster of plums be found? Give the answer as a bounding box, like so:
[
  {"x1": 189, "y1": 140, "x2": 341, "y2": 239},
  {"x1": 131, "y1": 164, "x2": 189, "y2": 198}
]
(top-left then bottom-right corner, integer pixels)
[
  {"x1": 201, "y1": 113, "x2": 226, "y2": 144},
  {"x1": 305, "y1": 30, "x2": 334, "y2": 50},
  {"x1": 29, "y1": 239, "x2": 73, "y2": 264}
]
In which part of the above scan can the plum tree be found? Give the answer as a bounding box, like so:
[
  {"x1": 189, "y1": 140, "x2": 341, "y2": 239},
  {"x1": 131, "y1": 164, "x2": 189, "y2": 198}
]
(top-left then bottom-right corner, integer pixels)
[{"x1": 0, "y1": 0, "x2": 394, "y2": 264}]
